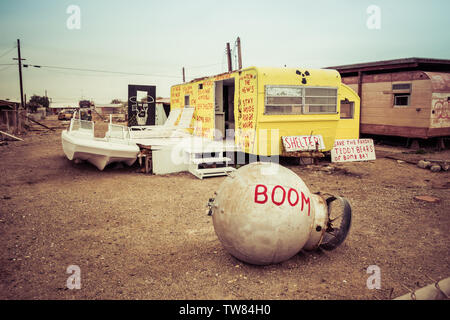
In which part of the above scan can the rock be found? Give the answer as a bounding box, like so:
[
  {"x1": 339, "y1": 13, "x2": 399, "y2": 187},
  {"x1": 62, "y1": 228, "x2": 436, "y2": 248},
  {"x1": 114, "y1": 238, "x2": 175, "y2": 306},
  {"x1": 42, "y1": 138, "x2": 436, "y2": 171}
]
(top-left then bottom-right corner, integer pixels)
[
  {"x1": 321, "y1": 166, "x2": 334, "y2": 173},
  {"x1": 397, "y1": 160, "x2": 405, "y2": 164},
  {"x1": 414, "y1": 195, "x2": 440, "y2": 203},
  {"x1": 430, "y1": 165, "x2": 441, "y2": 172},
  {"x1": 442, "y1": 164, "x2": 449, "y2": 171},
  {"x1": 417, "y1": 160, "x2": 431, "y2": 169}
]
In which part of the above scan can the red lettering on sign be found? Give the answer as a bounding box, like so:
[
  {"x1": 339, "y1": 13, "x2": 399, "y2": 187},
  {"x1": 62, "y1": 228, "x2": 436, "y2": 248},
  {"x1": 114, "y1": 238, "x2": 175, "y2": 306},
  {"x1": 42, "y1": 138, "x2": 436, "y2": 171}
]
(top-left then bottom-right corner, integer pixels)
[
  {"x1": 284, "y1": 138, "x2": 292, "y2": 149},
  {"x1": 254, "y1": 184, "x2": 268, "y2": 204},
  {"x1": 271, "y1": 185, "x2": 286, "y2": 206}
]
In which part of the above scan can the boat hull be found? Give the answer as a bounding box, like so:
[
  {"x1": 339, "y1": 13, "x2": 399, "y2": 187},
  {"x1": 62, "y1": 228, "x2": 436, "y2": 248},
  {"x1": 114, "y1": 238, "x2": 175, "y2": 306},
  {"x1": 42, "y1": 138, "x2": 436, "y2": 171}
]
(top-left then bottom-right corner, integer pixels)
[{"x1": 61, "y1": 130, "x2": 139, "y2": 171}]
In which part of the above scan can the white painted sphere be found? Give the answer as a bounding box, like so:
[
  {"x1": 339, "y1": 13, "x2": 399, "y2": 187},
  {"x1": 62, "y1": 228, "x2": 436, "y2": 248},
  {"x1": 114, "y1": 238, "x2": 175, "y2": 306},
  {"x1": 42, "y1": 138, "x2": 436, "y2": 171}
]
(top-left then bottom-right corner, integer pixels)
[{"x1": 212, "y1": 162, "x2": 315, "y2": 265}]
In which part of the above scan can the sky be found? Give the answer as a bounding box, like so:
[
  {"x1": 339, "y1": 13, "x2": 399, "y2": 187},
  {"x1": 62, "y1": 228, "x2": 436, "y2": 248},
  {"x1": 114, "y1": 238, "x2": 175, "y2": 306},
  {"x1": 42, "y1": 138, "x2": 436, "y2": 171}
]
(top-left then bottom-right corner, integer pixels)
[{"x1": 0, "y1": 0, "x2": 449, "y2": 104}]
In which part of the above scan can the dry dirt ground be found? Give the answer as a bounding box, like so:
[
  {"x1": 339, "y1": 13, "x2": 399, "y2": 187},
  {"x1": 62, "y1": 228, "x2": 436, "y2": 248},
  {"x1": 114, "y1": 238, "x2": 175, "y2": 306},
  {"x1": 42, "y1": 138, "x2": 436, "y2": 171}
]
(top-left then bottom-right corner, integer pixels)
[{"x1": 0, "y1": 123, "x2": 449, "y2": 300}]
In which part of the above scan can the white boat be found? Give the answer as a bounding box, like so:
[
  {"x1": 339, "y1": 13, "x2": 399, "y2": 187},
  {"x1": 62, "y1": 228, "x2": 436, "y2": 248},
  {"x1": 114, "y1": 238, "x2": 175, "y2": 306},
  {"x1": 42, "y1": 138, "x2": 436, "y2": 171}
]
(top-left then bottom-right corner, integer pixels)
[
  {"x1": 129, "y1": 107, "x2": 194, "y2": 140},
  {"x1": 61, "y1": 113, "x2": 139, "y2": 171}
]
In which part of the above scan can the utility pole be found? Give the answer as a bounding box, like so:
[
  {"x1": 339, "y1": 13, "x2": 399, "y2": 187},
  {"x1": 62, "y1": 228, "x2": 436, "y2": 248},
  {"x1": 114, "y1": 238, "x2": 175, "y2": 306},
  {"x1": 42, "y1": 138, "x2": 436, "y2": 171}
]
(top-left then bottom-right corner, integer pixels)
[
  {"x1": 13, "y1": 39, "x2": 25, "y2": 110},
  {"x1": 182, "y1": 67, "x2": 185, "y2": 83},
  {"x1": 237, "y1": 37, "x2": 242, "y2": 70},
  {"x1": 226, "y1": 42, "x2": 232, "y2": 72}
]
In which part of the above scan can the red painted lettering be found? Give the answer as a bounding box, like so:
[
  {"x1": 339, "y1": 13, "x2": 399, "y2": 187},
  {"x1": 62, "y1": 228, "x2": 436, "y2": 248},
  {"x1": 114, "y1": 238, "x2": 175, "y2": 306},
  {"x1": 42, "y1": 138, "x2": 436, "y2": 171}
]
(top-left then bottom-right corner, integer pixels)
[
  {"x1": 271, "y1": 185, "x2": 286, "y2": 206},
  {"x1": 287, "y1": 188, "x2": 299, "y2": 206},
  {"x1": 254, "y1": 184, "x2": 268, "y2": 204},
  {"x1": 301, "y1": 192, "x2": 311, "y2": 216}
]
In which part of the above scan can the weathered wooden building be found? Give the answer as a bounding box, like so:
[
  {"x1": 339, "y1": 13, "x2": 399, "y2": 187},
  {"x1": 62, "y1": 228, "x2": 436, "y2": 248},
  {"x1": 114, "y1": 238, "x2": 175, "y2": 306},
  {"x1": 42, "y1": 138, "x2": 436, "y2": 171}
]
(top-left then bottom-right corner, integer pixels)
[
  {"x1": 327, "y1": 58, "x2": 450, "y2": 140},
  {"x1": 0, "y1": 100, "x2": 20, "y2": 132}
]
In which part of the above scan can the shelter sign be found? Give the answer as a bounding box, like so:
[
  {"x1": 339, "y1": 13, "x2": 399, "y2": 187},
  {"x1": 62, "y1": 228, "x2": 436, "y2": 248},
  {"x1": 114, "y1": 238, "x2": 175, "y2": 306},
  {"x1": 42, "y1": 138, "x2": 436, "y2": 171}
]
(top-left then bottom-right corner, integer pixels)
[
  {"x1": 282, "y1": 135, "x2": 325, "y2": 152},
  {"x1": 128, "y1": 85, "x2": 156, "y2": 126},
  {"x1": 331, "y1": 139, "x2": 376, "y2": 162}
]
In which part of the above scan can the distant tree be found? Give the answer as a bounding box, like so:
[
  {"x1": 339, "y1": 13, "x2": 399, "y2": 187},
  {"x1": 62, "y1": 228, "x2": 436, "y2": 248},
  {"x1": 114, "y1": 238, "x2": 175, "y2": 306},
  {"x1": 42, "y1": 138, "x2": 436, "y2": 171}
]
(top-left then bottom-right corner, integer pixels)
[
  {"x1": 111, "y1": 99, "x2": 122, "y2": 104},
  {"x1": 28, "y1": 95, "x2": 50, "y2": 113},
  {"x1": 79, "y1": 100, "x2": 92, "y2": 108}
]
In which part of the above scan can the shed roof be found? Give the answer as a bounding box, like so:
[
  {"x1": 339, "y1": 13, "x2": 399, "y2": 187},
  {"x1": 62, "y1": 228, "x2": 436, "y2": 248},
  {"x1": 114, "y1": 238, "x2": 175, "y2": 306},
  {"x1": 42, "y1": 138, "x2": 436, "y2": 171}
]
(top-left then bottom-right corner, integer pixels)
[
  {"x1": 0, "y1": 99, "x2": 20, "y2": 108},
  {"x1": 327, "y1": 58, "x2": 450, "y2": 75}
]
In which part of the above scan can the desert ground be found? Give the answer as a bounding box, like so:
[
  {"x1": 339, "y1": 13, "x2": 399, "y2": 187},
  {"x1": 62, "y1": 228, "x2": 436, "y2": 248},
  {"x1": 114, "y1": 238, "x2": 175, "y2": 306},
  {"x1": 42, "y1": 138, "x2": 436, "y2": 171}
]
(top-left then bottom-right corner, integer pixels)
[{"x1": 0, "y1": 119, "x2": 449, "y2": 300}]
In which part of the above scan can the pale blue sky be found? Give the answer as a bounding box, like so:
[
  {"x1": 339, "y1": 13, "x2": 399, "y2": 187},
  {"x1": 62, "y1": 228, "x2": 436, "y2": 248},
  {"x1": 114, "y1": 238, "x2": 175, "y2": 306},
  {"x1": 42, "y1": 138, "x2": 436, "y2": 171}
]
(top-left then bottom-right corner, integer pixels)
[{"x1": 0, "y1": 0, "x2": 449, "y2": 103}]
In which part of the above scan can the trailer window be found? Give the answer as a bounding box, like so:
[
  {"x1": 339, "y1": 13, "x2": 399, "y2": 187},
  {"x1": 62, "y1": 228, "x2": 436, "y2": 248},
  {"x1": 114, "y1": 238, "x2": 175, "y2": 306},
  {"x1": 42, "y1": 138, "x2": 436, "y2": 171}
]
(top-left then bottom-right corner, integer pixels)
[
  {"x1": 340, "y1": 101, "x2": 354, "y2": 119},
  {"x1": 303, "y1": 87, "x2": 337, "y2": 114},
  {"x1": 392, "y1": 83, "x2": 411, "y2": 90},
  {"x1": 392, "y1": 83, "x2": 411, "y2": 107},
  {"x1": 394, "y1": 94, "x2": 410, "y2": 106},
  {"x1": 264, "y1": 86, "x2": 303, "y2": 115},
  {"x1": 264, "y1": 86, "x2": 337, "y2": 115}
]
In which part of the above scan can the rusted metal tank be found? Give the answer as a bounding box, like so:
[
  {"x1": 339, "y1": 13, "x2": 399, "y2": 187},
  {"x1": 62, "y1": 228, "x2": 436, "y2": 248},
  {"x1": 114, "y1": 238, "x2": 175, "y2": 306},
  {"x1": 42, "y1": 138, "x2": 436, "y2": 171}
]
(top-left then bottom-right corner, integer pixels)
[{"x1": 208, "y1": 162, "x2": 352, "y2": 265}]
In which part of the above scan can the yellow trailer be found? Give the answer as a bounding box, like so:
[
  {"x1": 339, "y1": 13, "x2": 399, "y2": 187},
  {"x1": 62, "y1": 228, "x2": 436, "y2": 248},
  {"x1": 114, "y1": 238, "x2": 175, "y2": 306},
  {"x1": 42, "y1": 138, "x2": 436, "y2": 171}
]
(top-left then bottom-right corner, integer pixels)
[{"x1": 170, "y1": 67, "x2": 360, "y2": 156}]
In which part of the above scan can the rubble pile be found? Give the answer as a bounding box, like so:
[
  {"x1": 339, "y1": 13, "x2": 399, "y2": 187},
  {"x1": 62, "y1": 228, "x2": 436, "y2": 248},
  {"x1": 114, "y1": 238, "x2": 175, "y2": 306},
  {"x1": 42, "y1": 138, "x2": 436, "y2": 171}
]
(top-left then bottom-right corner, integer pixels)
[{"x1": 417, "y1": 160, "x2": 449, "y2": 172}]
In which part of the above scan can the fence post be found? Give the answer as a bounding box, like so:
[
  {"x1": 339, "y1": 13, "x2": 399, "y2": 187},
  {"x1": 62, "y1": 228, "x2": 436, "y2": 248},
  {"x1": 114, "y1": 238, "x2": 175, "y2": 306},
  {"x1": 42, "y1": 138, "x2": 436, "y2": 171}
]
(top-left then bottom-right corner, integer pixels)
[
  {"x1": 5, "y1": 111, "x2": 10, "y2": 132},
  {"x1": 17, "y1": 108, "x2": 21, "y2": 133},
  {"x1": 12, "y1": 109, "x2": 17, "y2": 134}
]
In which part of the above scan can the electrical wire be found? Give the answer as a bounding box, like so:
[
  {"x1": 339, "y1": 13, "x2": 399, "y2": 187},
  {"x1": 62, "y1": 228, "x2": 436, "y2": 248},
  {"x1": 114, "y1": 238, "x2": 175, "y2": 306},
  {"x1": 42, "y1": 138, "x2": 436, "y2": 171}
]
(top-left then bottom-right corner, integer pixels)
[
  {"x1": 27, "y1": 65, "x2": 133, "y2": 78},
  {"x1": 0, "y1": 47, "x2": 15, "y2": 60},
  {"x1": 22, "y1": 63, "x2": 182, "y2": 79},
  {"x1": 0, "y1": 65, "x2": 14, "y2": 72}
]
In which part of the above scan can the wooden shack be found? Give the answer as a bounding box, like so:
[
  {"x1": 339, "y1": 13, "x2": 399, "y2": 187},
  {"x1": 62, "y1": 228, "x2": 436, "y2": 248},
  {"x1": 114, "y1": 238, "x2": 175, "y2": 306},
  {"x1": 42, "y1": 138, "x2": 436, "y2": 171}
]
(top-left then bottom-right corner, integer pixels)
[
  {"x1": 0, "y1": 100, "x2": 20, "y2": 133},
  {"x1": 327, "y1": 58, "x2": 450, "y2": 140}
]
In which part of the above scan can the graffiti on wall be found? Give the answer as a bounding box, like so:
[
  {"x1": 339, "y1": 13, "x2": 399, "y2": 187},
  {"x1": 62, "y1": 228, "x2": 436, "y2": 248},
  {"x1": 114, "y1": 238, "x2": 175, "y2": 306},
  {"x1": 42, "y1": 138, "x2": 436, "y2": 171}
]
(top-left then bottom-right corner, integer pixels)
[
  {"x1": 236, "y1": 70, "x2": 257, "y2": 152},
  {"x1": 431, "y1": 93, "x2": 450, "y2": 128}
]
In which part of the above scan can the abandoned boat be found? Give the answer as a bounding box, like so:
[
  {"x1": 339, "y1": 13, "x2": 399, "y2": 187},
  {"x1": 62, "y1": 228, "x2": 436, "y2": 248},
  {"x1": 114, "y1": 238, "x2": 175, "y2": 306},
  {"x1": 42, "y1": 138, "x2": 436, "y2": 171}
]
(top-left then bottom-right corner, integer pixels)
[{"x1": 61, "y1": 112, "x2": 139, "y2": 171}]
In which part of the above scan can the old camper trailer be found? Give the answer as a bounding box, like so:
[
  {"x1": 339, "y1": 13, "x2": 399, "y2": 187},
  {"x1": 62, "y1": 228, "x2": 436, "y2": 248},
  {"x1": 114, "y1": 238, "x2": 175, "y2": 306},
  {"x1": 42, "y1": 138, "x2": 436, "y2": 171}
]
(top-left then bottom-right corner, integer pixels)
[
  {"x1": 170, "y1": 67, "x2": 360, "y2": 156},
  {"x1": 328, "y1": 58, "x2": 450, "y2": 142}
]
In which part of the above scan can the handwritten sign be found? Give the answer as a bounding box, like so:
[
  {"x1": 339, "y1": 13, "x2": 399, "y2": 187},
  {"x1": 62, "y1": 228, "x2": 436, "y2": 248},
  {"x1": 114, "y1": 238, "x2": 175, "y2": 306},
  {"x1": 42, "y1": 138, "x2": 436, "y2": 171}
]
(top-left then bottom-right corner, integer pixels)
[
  {"x1": 331, "y1": 139, "x2": 376, "y2": 162},
  {"x1": 282, "y1": 135, "x2": 325, "y2": 152}
]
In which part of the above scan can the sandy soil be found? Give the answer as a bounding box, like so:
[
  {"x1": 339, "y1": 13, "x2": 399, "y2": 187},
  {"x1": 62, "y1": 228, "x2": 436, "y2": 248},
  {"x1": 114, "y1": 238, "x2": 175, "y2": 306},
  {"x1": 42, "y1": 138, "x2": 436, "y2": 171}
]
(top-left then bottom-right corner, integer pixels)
[{"x1": 0, "y1": 124, "x2": 449, "y2": 300}]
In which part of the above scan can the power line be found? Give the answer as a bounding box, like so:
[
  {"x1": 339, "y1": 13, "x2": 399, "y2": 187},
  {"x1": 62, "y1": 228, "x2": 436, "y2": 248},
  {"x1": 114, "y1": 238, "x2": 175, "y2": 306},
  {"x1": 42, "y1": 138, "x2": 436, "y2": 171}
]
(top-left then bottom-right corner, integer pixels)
[
  {"x1": 23, "y1": 62, "x2": 221, "y2": 81},
  {"x1": 0, "y1": 65, "x2": 14, "y2": 72},
  {"x1": 29, "y1": 65, "x2": 134, "y2": 78},
  {"x1": 22, "y1": 63, "x2": 181, "y2": 79},
  {"x1": 0, "y1": 47, "x2": 15, "y2": 60}
]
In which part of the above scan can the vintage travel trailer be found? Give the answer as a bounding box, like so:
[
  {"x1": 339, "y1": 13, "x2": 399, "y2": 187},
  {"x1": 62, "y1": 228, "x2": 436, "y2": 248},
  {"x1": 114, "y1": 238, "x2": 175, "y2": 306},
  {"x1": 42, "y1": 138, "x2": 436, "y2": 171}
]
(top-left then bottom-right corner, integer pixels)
[
  {"x1": 170, "y1": 67, "x2": 360, "y2": 156},
  {"x1": 329, "y1": 58, "x2": 450, "y2": 141}
]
